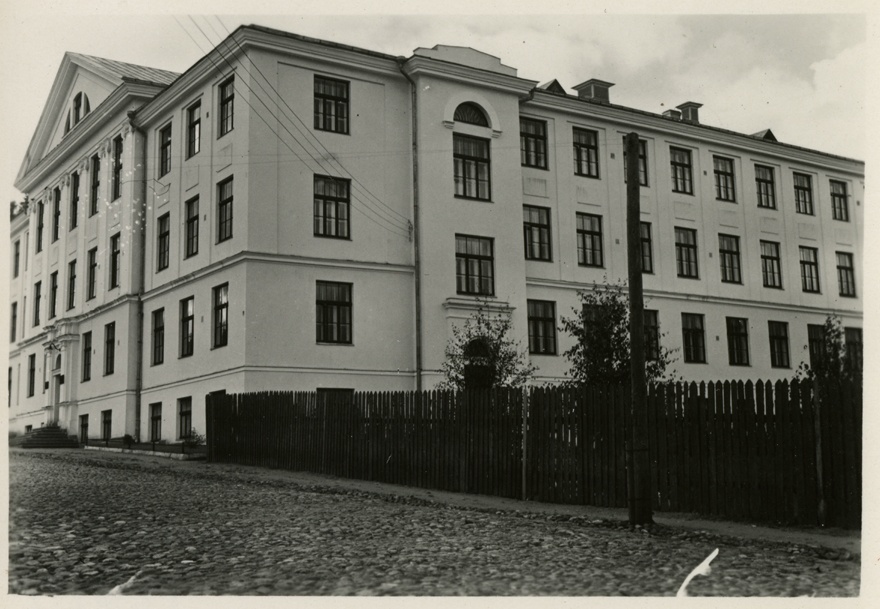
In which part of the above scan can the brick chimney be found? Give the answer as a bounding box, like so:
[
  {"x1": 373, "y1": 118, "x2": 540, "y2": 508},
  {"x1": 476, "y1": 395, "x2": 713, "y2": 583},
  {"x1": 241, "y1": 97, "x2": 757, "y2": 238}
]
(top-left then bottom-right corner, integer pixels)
[
  {"x1": 572, "y1": 79, "x2": 615, "y2": 103},
  {"x1": 677, "y1": 102, "x2": 703, "y2": 124}
]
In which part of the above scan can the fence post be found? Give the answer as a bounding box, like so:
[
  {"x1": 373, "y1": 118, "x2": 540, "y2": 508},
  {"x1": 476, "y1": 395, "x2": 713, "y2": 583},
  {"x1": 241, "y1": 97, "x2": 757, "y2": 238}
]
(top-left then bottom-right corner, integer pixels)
[
  {"x1": 811, "y1": 377, "x2": 826, "y2": 527},
  {"x1": 522, "y1": 387, "x2": 529, "y2": 501}
]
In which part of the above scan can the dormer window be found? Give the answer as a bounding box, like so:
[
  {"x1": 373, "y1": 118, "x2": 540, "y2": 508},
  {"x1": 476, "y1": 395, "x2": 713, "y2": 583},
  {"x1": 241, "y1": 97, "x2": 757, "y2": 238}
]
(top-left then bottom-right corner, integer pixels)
[
  {"x1": 454, "y1": 102, "x2": 489, "y2": 127},
  {"x1": 64, "y1": 92, "x2": 91, "y2": 135}
]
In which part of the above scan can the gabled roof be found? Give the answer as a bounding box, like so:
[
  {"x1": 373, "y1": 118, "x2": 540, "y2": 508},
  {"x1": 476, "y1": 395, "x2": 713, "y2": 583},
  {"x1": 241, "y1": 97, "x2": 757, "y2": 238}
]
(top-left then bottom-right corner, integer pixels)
[
  {"x1": 751, "y1": 129, "x2": 778, "y2": 142},
  {"x1": 68, "y1": 53, "x2": 179, "y2": 86},
  {"x1": 537, "y1": 79, "x2": 567, "y2": 95}
]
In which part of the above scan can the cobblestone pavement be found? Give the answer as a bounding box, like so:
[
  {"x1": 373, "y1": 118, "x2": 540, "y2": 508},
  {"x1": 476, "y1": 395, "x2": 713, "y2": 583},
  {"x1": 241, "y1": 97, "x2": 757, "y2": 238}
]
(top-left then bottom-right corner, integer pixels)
[{"x1": 8, "y1": 449, "x2": 859, "y2": 596}]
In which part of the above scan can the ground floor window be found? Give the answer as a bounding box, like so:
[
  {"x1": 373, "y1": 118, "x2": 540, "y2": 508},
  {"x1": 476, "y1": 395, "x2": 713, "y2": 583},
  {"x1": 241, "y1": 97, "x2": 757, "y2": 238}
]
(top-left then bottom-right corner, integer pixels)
[
  {"x1": 79, "y1": 414, "x2": 88, "y2": 443},
  {"x1": 178, "y1": 397, "x2": 192, "y2": 439},
  {"x1": 101, "y1": 410, "x2": 112, "y2": 440},
  {"x1": 150, "y1": 403, "x2": 162, "y2": 442}
]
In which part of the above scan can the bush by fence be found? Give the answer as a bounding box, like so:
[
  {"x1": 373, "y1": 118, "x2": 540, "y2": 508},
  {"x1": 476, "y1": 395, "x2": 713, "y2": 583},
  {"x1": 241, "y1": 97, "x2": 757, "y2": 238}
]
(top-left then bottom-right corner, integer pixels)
[{"x1": 206, "y1": 378, "x2": 861, "y2": 529}]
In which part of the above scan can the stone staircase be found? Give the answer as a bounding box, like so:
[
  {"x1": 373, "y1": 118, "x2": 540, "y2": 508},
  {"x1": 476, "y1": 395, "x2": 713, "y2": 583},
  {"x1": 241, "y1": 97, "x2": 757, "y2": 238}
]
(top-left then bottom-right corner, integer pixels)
[{"x1": 18, "y1": 425, "x2": 81, "y2": 449}]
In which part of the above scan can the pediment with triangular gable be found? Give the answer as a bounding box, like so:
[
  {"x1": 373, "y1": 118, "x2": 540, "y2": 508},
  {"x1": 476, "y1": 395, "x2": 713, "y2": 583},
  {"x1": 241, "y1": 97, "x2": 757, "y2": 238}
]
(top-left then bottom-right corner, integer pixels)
[
  {"x1": 17, "y1": 52, "x2": 178, "y2": 184},
  {"x1": 412, "y1": 45, "x2": 518, "y2": 76}
]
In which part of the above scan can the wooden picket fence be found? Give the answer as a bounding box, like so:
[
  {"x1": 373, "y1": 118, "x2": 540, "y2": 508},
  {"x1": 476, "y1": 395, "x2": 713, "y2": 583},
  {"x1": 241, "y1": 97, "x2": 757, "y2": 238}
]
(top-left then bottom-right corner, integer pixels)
[{"x1": 206, "y1": 378, "x2": 861, "y2": 529}]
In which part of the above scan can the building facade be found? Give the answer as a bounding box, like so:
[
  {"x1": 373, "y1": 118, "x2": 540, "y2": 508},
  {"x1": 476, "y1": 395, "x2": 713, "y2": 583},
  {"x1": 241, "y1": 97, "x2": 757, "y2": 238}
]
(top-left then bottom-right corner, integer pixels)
[{"x1": 8, "y1": 25, "x2": 864, "y2": 440}]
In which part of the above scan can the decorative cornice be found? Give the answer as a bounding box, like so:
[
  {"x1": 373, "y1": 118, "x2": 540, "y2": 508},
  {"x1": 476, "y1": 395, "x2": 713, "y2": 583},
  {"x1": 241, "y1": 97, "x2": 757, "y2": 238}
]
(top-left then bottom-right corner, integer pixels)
[{"x1": 403, "y1": 55, "x2": 537, "y2": 97}]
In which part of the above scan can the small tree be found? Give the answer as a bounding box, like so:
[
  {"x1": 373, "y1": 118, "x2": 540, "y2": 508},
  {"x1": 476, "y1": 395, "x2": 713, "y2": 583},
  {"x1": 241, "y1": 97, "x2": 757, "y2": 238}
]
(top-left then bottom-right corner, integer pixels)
[
  {"x1": 437, "y1": 301, "x2": 536, "y2": 391},
  {"x1": 560, "y1": 281, "x2": 676, "y2": 386},
  {"x1": 796, "y1": 314, "x2": 859, "y2": 383}
]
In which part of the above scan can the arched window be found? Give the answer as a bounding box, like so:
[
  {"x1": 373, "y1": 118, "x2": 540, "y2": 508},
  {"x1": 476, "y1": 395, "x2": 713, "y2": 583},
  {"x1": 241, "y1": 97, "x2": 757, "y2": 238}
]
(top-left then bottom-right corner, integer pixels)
[
  {"x1": 463, "y1": 337, "x2": 494, "y2": 391},
  {"x1": 454, "y1": 102, "x2": 489, "y2": 127},
  {"x1": 66, "y1": 93, "x2": 92, "y2": 135}
]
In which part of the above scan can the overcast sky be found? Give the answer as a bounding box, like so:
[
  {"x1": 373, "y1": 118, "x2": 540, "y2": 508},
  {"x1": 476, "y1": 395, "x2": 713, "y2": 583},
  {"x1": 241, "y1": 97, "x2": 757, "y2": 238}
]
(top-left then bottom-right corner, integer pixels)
[{"x1": 0, "y1": 2, "x2": 870, "y2": 210}]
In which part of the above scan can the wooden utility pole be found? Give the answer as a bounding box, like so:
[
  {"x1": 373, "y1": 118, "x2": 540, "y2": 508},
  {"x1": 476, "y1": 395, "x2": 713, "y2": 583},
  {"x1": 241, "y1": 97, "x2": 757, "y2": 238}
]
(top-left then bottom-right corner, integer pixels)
[{"x1": 625, "y1": 132, "x2": 653, "y2": 525}]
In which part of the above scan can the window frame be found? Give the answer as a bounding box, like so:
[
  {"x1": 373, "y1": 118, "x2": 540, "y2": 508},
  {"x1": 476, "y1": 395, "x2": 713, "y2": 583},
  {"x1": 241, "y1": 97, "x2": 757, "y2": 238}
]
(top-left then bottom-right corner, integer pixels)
[
  {"x1": 52, "y1": 187, "x2": 61, "y2": 242},
  {"x1": 640, "y1": 221, "x2": 653, "y2": 273},
  {"x1": 520, "y1": 117, "x2": 548, "y2": 170},
  {"x1": 109, "y1": 233, "x2": 121, "y2": 289},
  {"x1": 316, "y1": 281, "x2": 353, "y2": 345},
  {"x1": 793, "y1": 172, "x2": 814, "y2": 215},
  {"x1": 755, "y1": 164, "x2": 776, "y2": 209},
  {"x1": 180, "y1": 297, "x2": 195, "y2": 358},
  {"x1": 836, "y1": 251, "x2": 856, "y2": 297},
  {"x1": 13, "y1": 240, "x2": 20, "y2": 277},
  {"x1": 87, "y1": 247, "x2": 97, "y2": 300},
  {"x1": 313, "y1": 175, "x2": 351, "y2": 239},
  {"x1": 523, "y1": 205, "x2": 552, "y2": 261},
  {"x1": 670, "y1": 147, "x2": 693, "y2": 195},
  {"x1": 150, "y1": 403, "x2": 162, "y2": 442},
  {"x1": 527, "y1": 299, "x2": 557, "y2": 355},
  {"x1": 576, "y1": 212, "x2": 604, "y2": 268},
  {"x1": 453, "y1": 134, "x2": 491, "y2": 201},
  {"x1": 718, "y1": 234, "x2": 742, "y2": 284},
  {"x1": 807, "y1": 324, "x2": 824, "y2": 369},
  {"x1": 112, "y1": 135, "x2": 123, "y2": 201},
  {"x1": 455, "y1": 234, "x2": 495, "y2": 296},
  {"x1": 152, "y1": 308, "x2": 164, "y2": 366},
  {"x1": 28, "y1": 353, "x2": 36, "y2": 396},
  {"x1": 81, "y1": 332, "x2": 92, "y2": 382},
  {"x1": 218, "y1": 76, "x2": 235, "y2": 137},
  {"x1": 212, "y1": 283, "x2": 229, "y2": 349},
  {"x1": 104, "y1": 321, "x2": 115, "y2": 376},
  {"x1": 830, "y1": 180, "x2": 849, "y2": 222},
  {"x1": 573, "y1": 127, "x2": 600, "y2": 178},
  {"x1": 681, "y1": 313, "x2": 706, "y2": 364},
  {"x1": 844, "y1": 327, "x2": 863, "y2": 372},
  {"x1": 217, "y1": 177, "x2": 234, "y2": 243},
  {"x1": 157, "y1": 213, "x2": 170, "y2": 272},
  {"x1": 726, "y1": 317, "x2": 750, "y2": 366},
  {"x1": 36, "y1": 200, "x2": 44, "y2": 253},
  {"x1": 159, "y1": 124, "x2": 172, "y2": 178},
  {"x1": 768, "y1": 321, "x2": 790, "y2": 369},
  {"x1": 760, "y1": 240, "x2": 783, "y2": 289},
  {"x1": 185, "y1": 196, "x2": 199, "y2": 258},
  {"x1": 186, "y1": 101, "x2": 201, "y2": 158},
  {"x1": 644, "y1": 309, "x2": 660, "y2": 361},
  {"x1": 89, "y1": 155, "x2": 100, "y2": 216},
  {"x1": 49, "y1": 271, "x2": 58, "y2": 319},
  {"x1": 623, "y1": 136, "x2": 648, "y2": 186},
  {"x1": 713, "y1": 156, "x2": 736, "y2": 202},
  {"x1": 33, "y1": 281, "x2": 41, "y2": 327},
  {"x1": 10, "y1": 302, "x2": 17, "y2": 343},
  {"x1": 675, "y1": 227, "x2": 699, "y2": 279},
  {"x1": 799, "y1": 246, "x2": 820, "y2": 293},
  {"x1": 67, "y1": 259, "x2": 77, "y2": 310},
  {"x1": 101, "y1": 410, "x2": 112, "y2": 441},
  {"x1": 70, "y1": 172, "x2": 80, "y2": 230},
  {"x1": 314, "y1": 75, "x2": 350, "y2": 135},
  {"x1": 178, "y1": 397, "x2": 193, "y2": 439}
]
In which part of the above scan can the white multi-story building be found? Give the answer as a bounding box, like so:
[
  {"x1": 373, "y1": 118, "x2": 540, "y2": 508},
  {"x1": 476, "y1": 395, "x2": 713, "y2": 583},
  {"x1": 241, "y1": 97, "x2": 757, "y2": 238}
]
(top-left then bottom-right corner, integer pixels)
[{"x1": 8, "y1": 25, "x2": 863, "y2": 441}]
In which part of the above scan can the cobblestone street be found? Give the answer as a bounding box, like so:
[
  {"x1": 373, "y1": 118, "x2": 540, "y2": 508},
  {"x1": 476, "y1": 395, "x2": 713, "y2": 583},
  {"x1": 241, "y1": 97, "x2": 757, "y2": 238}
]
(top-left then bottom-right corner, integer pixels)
[{"x1": 8, "y1": 449, "x2": 859, "y2": 596}]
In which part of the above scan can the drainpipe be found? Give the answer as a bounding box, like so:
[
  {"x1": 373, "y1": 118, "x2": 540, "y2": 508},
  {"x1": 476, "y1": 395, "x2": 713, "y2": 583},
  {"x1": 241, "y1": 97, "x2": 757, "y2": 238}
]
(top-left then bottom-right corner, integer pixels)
[
  {"x1": 128, "y1": 111, "x2": 147, "y2": 442},
  {"x1": 397, "y1": 58, "x2": 423, "y2": 392}
]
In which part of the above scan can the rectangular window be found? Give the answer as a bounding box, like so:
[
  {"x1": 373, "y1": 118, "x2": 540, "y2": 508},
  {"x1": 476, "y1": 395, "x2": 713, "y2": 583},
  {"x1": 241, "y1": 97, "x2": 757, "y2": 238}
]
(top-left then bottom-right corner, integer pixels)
[
  {"x1": 150, "y1": 403, "x2": 162, "y2": 442},
  {"x1": 180, "y1": 297, "x2": 194, "y2": 358},
  {"x1": 844, "y1": 327, "x2": 863, "y2": 372},
  {"x1": 157, "y1": 213, "x2": 170, "y2": 271},
  {"x1": 33, "y1": 281, "x2": 41, "y2": 326},
  {"x1": 682, "y1": 313, "x2": 706, "y2": 363},
  {"x1": 755, "y1": 165, "x2": 776, "y2": 209},
  {"x1": 152, "y1": 308, "x2": 164, "y2": 366},
  {"x1": 314, "y1": 75, "x2": 349, "y2": 134},
  {"x1": 217, "y1": 177, "x2": 233, "y2": 242},
  {"x1": 623, "y1": 137, "x2": 648, "y2": 186},
  {"x1": 52, "y1": 187, "x2": 61, "y2": 242},
  {"x1": 713, "y1": 156, "x2": 736, "y2": 201},
  {"x1": 644, "y1": 309, "x2": 660, "y2": 361},
  {"x1": 576, "y1": 213, "x2": 603, "y2": 267},
  {"x1": 799, "y1": 246, "x2": 820, "y2": 293},
  {"x1": 185, "y1": 196, "x2": 199, "y2": 258},
  {"x1": 67, "y1": 259, "x2": 76, "y2": 310},
  {"x1": 520, "y1": 118, "x2": 547, "y2": 169},
  {"x1": 109, "y1": 233, "x2": 120, "y2": 289},
  {"x1": 670, "y1": 147, "x2": 693, "y2": 194},
  {"x1": 453, "y1": 134, "x2": 491, "y2": 200},
  {"x1": 104, "y1": 322, "x2": 115, "y2": 375},
  {"x1": 219, "y1": 77, "x2": 234, "y2": 136},
  {"x1": 36, "y1": 201, "x2": 44, "y2": 253},
  {"x1": 675, "y1": 227, "x2": 699, "y2": 278},
  {"x1": 831, "y1": 180, "x2": 849, "y2": 221},
  {"x1": 70, "y1": 172, "x2": 80, "y2": 230},
  {"x1": 178, "y1": 398, "x2": 193, "y2": 439},
  {"x1": 316, "y1": 281, "x2": 352, "y2": 344},
  {"x1": 640, "y1": 222, "x2": 653, "y2": 273},
  {"x1": 187, "y1": 102, "x2": 201, "y2": 158},
  {"x1": 768, "y1": 321, "x2": 790, "y2": 368},
  {"x1": 794, "y1": 173, "x2": 814, "y2": 215},
  {"x1": 807, "y1": 324, "x2": 824, "y2": 369},
  {"x1": 79, "y1": 414, "x2": 88, "y2": 443},
  {"x1": 573, "y1": 128, "x2": 600, "y2": 178},
  {"x1": 101, "y1": 410, "x2": 112, "y2": 441},
  {"x1": 455, "y1": 235, "x2": 495, "y2": 295},
  {"x1": 836, "y1": 251, "x2": 856, "y2": 297},
  {"x1": 718, "y1": 234, "x2": 742, "y2": 283},
  {"x1": 14, "y1": 240, "x2": 20, "y2": 277},
  {"x1": 81, "y1": 332, "x2": 92, "y2": 382},
  {"x1": 760, "y1": 241, "x2": 783, "y2": 288},
  {"x1": 112, "y1": 135, "x2": 123, "y2": 200},
  {"x1": 28, "y1": 354, "x2": 36, "y2": 397},
  {"x1": 10, "y1": 303, "x2": 17, "y2": 343},
  {"x1": 726, "y1": 317, "x2": 750, "y2": 366},
  {"x1": 314, "y1": 175, "x2": 351, "y2": 239},
  {"x1": 213, "y1": 283, "x2": 229, "y2": 348},
  {"x1": 527, "y1": 300, "x2": 556, "y2": 355},
  {"x1": 49, "y1": 272, "x2": 58, "y2": 319},
  {"x1": 159, "y1": 125, "x2": 172, "y2": 177},
  {"x1": 523, "y1": 205, "x2": 552, "y2": 261},
  {"x1": 87, "y1": 247, "x2": 97, "y2": 300},
  {"x1": 89, "y1": 155, "x2": 100, "y2": 216}
]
